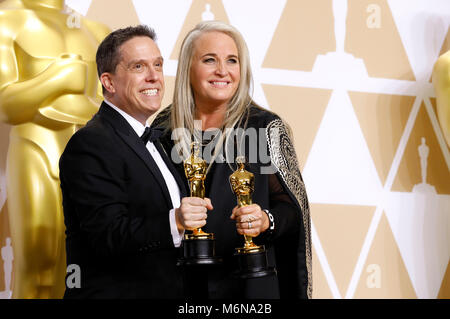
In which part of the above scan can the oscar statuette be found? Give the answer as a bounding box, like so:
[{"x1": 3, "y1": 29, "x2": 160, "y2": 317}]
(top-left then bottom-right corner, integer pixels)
[
  {"x1": 178, "y1": 142, "x2": 221, "y2": 266},
  {"x1": 229, "y1": 157, "x2": 276, "y2": 278}
]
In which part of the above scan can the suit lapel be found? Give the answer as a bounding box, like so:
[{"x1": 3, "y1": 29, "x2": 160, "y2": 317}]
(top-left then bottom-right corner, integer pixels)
[
  {"x1": 154, "y1": 141, "x2": 188, "y2": 197},
  {"x1": 98, "y1": 103, "x2": 173, "y2": 207}
]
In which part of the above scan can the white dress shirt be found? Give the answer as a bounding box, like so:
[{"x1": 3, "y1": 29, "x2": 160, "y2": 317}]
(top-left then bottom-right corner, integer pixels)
[{"x1": 104, "y1": 100, "x2": 183, "y2": 247}]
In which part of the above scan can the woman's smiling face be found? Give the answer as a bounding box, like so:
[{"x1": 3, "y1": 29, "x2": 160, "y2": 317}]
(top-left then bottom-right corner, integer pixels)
[{"x1": 189, "y1": 31, "x2": 240, "y2": 109}]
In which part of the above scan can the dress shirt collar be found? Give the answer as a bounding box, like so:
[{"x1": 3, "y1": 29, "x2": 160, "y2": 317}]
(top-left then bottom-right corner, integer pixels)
[{"x1": 104, "y1": 99, "x2": 148, "y2": 137}]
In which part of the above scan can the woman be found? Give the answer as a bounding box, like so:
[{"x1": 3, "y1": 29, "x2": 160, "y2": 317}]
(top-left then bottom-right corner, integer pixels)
[{"x1": 152, "y1": 21, "x2": 311, "y2": 299}]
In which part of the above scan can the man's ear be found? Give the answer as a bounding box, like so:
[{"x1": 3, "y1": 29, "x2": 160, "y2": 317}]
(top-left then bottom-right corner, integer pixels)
[{"x1": 100, "y1": 73, "x2": 115, "y2": 94}]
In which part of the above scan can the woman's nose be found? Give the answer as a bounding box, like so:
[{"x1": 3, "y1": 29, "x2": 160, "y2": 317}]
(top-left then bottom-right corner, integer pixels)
[{"x1": 215, "y1": 61, "x2": 227, "y2": 76}]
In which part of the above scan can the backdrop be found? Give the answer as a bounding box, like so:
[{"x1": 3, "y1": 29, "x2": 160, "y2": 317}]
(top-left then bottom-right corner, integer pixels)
[{"x1": 0, "y1": 0, "x2": 449, "y2": 299}]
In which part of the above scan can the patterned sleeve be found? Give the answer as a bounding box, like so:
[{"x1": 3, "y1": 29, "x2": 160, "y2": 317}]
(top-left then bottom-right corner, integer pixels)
[{"x1": 266, "y1": 118, "x2": 313, "y2": 299}]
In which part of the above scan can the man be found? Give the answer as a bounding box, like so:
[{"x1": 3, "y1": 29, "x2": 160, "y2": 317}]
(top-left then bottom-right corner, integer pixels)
[{"x1": 59, "y1": 25, "x2": 211, "y2": 298}]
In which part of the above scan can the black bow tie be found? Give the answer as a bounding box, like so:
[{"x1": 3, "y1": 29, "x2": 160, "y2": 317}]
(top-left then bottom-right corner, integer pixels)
[{"x1": 140, "y1": 127, "x2": 163, "y2": 144}]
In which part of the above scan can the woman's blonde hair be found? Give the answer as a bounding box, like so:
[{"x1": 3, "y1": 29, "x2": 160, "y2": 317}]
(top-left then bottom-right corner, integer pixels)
[{"x1": 170, "y1": 20, "x2": 256, "y2": 168}]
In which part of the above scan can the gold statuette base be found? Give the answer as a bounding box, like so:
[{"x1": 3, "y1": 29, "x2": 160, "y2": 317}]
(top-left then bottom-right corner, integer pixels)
[
  {"x1": 235, "y1": 244, "x2": 265, "y2": 255},
  {"x1": 184, "y1": 228, "x2": 214, "y2": 240}
]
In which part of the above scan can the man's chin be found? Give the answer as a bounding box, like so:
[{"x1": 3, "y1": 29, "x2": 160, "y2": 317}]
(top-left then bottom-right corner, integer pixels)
[
  {"x1": 143, "y1": 104, "x2": 162, "y2": 118},
  {"x1": 142, "y1": 100, "x2": 161, "y2": 110}
]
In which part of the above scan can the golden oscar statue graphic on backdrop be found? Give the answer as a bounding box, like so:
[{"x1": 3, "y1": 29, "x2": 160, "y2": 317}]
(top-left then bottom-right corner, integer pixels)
[
  {"x1": 229, "y1": 157, "x2": 276, "y2": 278},
  {"x1": 178, "y1": 142, "x2": 221, "y2": 266},
  {"x1": 0, "y1": 0, "x2": 110, "y2": 298},
  {"x1": 432, "y1": 50, "x2": 450, "y2": 148}
]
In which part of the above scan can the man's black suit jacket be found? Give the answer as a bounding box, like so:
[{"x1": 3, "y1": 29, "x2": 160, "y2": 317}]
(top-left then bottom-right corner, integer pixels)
[{"x1": 59, "y1": 102, "x2": 187, "y2": 298}]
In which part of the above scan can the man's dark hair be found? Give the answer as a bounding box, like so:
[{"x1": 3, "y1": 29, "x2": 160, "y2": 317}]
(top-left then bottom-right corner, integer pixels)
[{"x1": 96, "y1": 25, "x2": 157, "y2": 93}]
